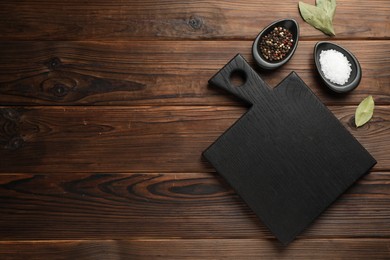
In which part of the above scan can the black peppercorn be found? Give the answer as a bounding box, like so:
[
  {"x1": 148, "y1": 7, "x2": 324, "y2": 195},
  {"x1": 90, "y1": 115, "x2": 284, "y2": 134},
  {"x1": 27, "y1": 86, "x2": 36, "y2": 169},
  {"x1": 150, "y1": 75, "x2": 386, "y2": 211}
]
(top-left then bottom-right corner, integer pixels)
[{"x1": 259, "y1": 26, "x2": 294, "y2": 62}]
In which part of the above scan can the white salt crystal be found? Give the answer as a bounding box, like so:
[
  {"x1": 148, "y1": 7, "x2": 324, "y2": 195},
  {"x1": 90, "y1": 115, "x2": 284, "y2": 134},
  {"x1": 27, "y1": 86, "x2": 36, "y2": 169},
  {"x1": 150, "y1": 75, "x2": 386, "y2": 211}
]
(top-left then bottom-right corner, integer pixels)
[{"x1": 319, "y1": 49, "x2": 352, "y2": 85}]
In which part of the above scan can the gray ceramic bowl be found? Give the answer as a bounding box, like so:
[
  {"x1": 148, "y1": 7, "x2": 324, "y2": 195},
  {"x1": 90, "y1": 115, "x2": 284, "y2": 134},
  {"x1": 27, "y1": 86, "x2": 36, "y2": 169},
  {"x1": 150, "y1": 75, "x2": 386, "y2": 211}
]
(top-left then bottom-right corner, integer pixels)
[
  {"x1": 314, "y1": 41, "x2": 362, "y2": 93},
  {"x1": 252, "y1": 19, "x2": 299, "y2": 70}
]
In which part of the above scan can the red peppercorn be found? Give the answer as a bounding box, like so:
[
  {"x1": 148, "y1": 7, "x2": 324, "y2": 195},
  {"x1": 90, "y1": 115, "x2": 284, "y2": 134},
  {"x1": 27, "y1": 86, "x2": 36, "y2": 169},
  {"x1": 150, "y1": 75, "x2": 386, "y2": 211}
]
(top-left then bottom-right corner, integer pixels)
[{"x1": 259, "y1": 26, "x2": 294, "y2": 62}]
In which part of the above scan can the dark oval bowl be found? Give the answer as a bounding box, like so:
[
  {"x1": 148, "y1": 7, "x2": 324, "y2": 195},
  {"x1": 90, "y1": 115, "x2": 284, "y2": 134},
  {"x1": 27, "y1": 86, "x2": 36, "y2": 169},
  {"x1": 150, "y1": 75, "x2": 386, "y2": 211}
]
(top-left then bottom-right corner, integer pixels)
[
  {"x1": 314, "y1": 41, "x2": 362, "y2": 93},
  {"x1": 252, "y1": 19, "x2": 299, "y2": 70}
]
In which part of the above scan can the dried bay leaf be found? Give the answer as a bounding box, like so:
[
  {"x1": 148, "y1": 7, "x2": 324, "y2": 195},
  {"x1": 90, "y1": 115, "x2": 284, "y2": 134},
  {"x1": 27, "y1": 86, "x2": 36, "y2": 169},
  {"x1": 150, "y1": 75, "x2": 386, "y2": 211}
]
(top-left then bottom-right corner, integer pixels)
[
  {"x1": 355, "y1": 95, "x2": 375, "y2": 127},
  {"x1": 317, "y1": 0, "x2": 336, "y2": 19},
  {"x1": 299, "y1": 0, "x2": 336, "y2": 36}
]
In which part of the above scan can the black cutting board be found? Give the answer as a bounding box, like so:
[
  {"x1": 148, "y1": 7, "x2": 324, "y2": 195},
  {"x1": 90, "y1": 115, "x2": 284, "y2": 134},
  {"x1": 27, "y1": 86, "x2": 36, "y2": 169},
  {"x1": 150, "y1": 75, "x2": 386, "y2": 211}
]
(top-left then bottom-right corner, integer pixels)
[{"x1": 203, "y1": 54, "x2": 376, "y2": 245}]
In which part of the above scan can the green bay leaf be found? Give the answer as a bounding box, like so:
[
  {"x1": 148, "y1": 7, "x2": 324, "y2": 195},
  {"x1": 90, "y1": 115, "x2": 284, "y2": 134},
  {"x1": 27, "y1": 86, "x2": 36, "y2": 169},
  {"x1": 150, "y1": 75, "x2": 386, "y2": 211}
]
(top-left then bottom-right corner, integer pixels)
[
  {"x1": 299, "y1": 0, "x2": 336, "y2": 36},
  {"x1": 317, "y1": 0, "x2": 337, "y2": 19},
  {"x1": 355, "y1": 95, "x2": 375, "y2": 127}
]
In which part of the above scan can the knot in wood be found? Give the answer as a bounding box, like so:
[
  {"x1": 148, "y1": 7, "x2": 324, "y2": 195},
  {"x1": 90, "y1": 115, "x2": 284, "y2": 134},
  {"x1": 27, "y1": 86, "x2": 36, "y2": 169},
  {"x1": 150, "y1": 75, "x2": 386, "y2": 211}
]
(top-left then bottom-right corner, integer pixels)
[
  {"x1": 188, "y1": 15, "x2": 203, "y2": 30},
  {"x1": 40, "y1": 76, "x2": 76, "y2": 100},
  {"x1": 6, "y1": 136, "x2": 24, "y2": 150},
  {"x1": 50, "y1": 83, "x2": 70, "y2": 97},
  {"x1": 1, "y1": 108, "x2": 20, "y2": 121},
  {"x1": 0, "y1": 109, "x2": 24, "y2": 151},
  {"x1": 46, "y1": 57, "x2": 62, "y2": 70}
]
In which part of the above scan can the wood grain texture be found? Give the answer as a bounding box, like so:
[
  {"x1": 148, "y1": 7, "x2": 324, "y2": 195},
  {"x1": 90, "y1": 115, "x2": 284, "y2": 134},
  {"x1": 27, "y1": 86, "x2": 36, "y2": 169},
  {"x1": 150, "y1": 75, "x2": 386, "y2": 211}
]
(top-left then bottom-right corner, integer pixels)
[
  {"x1": 0, "y1": 238, "x2": 389, "y2": 260},
  {"x1": 0, "y1": 41, "x2": 388, "y2": 106},
  {"x1": 1, "y1": 0, "x2": 389, "y2": 257},
  {"x1": 0, "y1": 172, "x2": 389, "y2": 240},
  {"x1": 0, "y1": 0, "x2": 389, "y2": 40},
  {"x1": 0, "y1": 106, "x2": 388, "y2": 173}
]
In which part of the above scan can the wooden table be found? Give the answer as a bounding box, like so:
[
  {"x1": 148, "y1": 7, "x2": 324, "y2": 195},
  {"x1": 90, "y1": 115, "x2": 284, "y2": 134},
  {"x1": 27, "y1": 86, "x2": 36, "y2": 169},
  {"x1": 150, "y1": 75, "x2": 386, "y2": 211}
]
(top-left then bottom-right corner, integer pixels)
[{"x1": 0, "y1": 1, "x2": 389, "y2": 259}]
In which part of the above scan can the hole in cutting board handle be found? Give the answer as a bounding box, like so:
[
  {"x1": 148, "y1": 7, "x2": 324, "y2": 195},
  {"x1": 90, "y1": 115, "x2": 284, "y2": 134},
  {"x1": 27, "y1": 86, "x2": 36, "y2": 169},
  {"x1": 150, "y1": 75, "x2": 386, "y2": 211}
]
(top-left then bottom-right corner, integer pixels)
[{"x1": 229, "y1": 69, "x2": 247, "y2": 88}]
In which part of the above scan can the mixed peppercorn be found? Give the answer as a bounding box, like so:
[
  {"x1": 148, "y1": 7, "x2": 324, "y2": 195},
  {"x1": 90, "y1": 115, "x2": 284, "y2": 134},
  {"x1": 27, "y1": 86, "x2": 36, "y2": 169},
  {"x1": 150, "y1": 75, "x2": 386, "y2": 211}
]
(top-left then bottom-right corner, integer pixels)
[{"x1": 259, "y1": 26, "x2": 294, "y2": 62}]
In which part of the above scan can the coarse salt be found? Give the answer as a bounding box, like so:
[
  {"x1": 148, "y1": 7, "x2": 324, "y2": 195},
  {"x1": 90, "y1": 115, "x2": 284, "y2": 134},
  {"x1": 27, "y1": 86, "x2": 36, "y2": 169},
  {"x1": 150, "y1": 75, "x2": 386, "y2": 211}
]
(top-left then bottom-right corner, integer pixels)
[{"x1": 319, "y1": 49, "x2": 352, "y2": 85}]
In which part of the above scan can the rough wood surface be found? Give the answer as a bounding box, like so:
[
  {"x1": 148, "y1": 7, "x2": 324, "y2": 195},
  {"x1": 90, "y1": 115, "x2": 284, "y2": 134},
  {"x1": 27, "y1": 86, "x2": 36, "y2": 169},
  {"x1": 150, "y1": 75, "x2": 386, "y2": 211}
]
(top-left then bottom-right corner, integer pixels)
[
  {"x1": 1, "y1": 0, "x2": 389, "y2": 258},
  {"x1": 0, "y1": 172, "x2": 389, "y2": 240},
  {"x1": 0, "y1": 106, "x2": 388, "y2": 173},
  {"x1": 0, "y1": 41, "x2": 388, "y2": 106},
  {"x1": 0, "y1": 0, "x2": 389, "y2": 40},
  {"x1": 0, "y1": 239, "x2": 389, "y2": 260}
]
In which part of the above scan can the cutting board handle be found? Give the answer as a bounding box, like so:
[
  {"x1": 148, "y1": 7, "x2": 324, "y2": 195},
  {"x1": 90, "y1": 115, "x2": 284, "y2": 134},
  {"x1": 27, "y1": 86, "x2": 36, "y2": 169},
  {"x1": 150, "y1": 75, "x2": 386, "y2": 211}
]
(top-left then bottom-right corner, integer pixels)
[{"x1": 208, "y1": 54, "x2": 271, "y2": 105}]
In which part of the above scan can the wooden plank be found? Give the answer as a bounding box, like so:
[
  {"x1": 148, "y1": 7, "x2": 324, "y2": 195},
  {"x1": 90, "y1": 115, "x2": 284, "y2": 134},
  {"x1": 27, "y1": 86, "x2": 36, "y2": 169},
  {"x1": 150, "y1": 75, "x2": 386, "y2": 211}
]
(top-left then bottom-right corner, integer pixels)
[
  {"x1": 0, "y1": 172, "x2": 389, "y2": 240},
  {"x1": 0, "y1": 238, "x2": 389, "y2": 259},
  {"x1": 0, "y1": 0, "x2": 389, "y2": 40},
  {"x1": 0, "y1": 41, "x2": 388, "y2": 106},
  {"x1": 0, "y1": 106, "x2": 388, "y2": 173}
]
